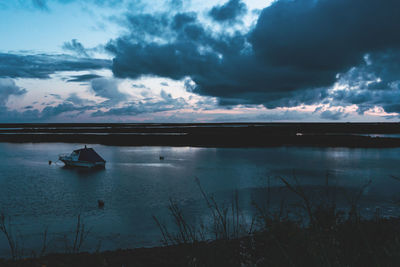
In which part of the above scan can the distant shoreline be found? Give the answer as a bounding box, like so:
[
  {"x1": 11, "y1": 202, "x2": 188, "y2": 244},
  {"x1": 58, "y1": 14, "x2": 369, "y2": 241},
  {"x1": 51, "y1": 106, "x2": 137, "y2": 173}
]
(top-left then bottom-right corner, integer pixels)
[{"x1": 1, "y1": 123, "x2": 400, "y2": 147}]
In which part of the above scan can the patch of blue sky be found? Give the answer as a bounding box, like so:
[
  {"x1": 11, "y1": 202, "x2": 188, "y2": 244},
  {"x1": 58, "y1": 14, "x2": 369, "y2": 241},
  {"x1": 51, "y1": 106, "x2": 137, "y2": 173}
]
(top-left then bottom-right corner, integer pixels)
[{"x1": 0, "y1": 1, "x2": 121, "y2": 53}]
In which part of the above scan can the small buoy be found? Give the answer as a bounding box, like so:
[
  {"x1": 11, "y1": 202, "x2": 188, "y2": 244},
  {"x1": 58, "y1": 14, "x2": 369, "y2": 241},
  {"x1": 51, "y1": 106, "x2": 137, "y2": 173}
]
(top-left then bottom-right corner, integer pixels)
[
  {"x1": 98, "y1": 200, "x2": 105, "y2": 208},
  {"x1": 48, "y1": 160, "x2": 52, "y2": 165},
  {"x1": 159, "y1": 156, "x2": 164, "y2": 160}
]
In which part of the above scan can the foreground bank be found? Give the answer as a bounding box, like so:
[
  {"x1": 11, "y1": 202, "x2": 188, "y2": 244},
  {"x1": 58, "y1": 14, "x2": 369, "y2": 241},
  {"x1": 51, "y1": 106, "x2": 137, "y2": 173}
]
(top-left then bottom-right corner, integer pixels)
[
  {"x1": 2, "y1": 176, "x2": 400, "y2": 266},
  {"x1": 2, "y1": 214, "x2": 400, "y2": 267}
]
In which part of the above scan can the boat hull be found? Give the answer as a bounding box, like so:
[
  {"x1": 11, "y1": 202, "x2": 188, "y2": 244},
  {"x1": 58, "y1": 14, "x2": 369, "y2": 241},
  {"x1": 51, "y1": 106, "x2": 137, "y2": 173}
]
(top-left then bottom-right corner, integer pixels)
[{"x1": 60, "y1": 159, "x2": 105, "y2": 168}]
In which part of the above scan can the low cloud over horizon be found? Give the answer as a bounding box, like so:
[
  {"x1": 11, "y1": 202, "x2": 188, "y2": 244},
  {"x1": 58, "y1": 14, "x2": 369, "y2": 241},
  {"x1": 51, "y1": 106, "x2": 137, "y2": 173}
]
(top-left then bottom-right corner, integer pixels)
[{"x1": 0, "y1": 0, "x2": 399, "y2": 122}]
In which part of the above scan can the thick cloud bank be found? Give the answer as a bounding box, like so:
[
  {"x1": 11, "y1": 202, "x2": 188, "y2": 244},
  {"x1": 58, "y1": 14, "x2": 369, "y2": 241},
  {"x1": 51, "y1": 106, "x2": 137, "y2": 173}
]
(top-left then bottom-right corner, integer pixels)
[
  {"x1": 330, "y1": 51, "x2": 400, "y2": 114},
  {"x1": 0, "y1": 53, "x2": 111, "y2": 79},
  {"x1": 107, "y1": 0, "x2": 400, "y2": 113}
]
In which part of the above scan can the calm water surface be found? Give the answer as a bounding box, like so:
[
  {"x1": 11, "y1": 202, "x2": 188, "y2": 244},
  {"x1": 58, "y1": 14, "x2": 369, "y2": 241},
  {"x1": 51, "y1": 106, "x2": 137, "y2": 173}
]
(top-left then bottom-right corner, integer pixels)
[{"x1": 0, "y1": 143, "x2": 400, "y2": 256}]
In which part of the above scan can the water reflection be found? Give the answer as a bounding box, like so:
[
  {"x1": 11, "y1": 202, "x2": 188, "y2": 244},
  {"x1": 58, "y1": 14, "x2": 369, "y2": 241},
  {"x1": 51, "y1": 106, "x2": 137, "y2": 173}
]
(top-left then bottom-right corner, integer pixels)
[{"x1": 0, "y1": 143, "x2": 400, "y2": 256}]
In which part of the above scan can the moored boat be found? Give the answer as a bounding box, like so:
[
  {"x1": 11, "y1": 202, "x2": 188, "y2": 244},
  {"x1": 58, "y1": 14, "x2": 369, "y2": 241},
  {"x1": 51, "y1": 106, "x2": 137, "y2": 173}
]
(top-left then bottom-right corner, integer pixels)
[{"x1": 59, "y1": 145, "x2": 106, "y2": 168}]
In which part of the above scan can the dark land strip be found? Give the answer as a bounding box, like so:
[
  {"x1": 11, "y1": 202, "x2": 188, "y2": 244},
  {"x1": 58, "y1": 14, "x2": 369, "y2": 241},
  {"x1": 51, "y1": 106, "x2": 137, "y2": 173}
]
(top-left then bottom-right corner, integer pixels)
[{"x1": 1, "y1": 123, "x2": 400, "y2": 147}]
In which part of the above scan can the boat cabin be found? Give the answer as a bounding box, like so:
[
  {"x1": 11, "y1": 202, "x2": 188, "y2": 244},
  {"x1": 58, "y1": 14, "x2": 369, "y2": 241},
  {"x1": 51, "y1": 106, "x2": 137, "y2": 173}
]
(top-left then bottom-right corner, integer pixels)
[{"x1": 59, "y1": 145, "x2": 106, "y2": 168}]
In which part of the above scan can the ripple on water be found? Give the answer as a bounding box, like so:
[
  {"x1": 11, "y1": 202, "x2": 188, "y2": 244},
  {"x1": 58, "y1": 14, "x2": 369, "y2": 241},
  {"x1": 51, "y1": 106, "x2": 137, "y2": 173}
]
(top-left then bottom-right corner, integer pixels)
[{"x1": 1, "y1": 144, "x2": 400, "y2": 257}]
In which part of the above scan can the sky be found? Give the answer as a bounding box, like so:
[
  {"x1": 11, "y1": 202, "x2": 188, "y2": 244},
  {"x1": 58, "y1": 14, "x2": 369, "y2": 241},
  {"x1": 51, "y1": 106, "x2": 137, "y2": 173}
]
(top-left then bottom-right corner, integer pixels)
[{"x1": 0, "y1": 0, "x2": 399, "y2": 122}]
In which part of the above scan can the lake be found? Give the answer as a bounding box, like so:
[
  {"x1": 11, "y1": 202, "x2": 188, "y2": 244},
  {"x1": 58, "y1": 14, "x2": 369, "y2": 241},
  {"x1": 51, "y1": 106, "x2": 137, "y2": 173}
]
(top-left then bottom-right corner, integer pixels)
[{"x1": 1, "y1": 143, "x2": 400, "y2": 257}]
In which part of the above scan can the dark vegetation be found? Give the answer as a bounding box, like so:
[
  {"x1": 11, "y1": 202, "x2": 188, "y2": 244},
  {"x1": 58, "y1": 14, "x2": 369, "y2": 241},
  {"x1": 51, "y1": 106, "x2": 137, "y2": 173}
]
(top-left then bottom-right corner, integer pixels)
[
  {"x1": 1, "y1": 123, "x2": 400, "y2": 147},
  {"x1": 2, "y1": 175, "x2": 400, "y2": 266},
  {"x1": 0, "y1": 213, "x2": 91, "y2": 263}
]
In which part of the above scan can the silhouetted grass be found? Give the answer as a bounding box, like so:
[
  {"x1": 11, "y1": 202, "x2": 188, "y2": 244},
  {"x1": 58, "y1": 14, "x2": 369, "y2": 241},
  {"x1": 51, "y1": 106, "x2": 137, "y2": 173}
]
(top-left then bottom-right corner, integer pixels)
[
  {"x1": 2, "y1": 175, "x2": 400, "y2": 266},
  {"x1": 0, "y1": 213, "x2": 90, "y2": 261},
  {"x1": 147, "y1": 176, "x2": 400, "y2": 266}
]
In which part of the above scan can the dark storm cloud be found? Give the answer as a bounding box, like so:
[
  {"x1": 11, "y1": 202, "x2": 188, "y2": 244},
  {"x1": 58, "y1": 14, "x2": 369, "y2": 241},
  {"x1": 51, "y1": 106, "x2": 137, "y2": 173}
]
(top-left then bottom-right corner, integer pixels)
[
  {"x1": 66, "y1": 74, "x2": 103, "y2": 82},
  {"x1": 329, "y1": 51, "x2": 400, "y2": 114},
  {"x1": 208, "y1": 0, "x2": 247, "y2": 24},
  {"x1": 250, "y1": 0, "x2": 400, "y2": 71},
  {"x1": 107, "y1": 0, "x2": 400, "y2": 110},
  {"x1": 62, "y1": 39, "x2": 90, "y2": 57},
  {"x1": 107, "y1": 11, "x2": 245, "y2": 83},
  {"x1": 0, "y1": 53, "x2": 111, "y2": 79}
]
